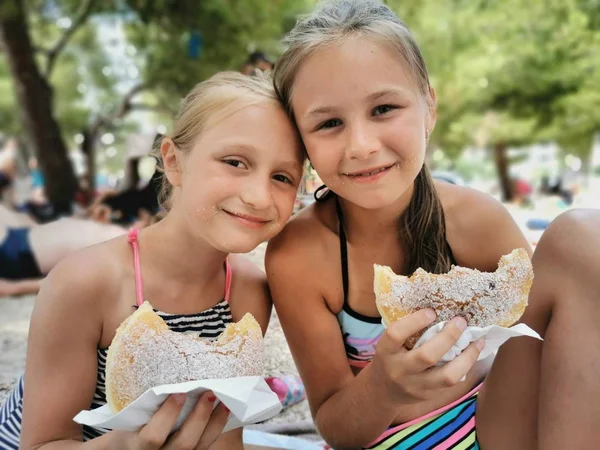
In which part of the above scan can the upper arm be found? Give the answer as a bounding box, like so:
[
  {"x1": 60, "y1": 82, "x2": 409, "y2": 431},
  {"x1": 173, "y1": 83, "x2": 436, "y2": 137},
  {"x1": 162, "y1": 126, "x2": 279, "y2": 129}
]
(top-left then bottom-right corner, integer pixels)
[
  {"x1": 444, "y1": 186, "x2": 532, "y2": 270},
  {"x1": 20, "y1": 252, "x2": 110, "y2": 448},
  {"x1": 227, "y1": 254, "x2": 272, "y2": 335},
  {"x1": 265, "y1": 226, "x2": 355, "y2": 418}
]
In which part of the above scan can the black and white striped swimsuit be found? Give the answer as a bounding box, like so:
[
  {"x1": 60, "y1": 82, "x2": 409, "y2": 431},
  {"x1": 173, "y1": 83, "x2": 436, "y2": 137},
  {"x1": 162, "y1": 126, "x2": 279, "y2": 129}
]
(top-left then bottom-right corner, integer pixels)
[{"x1": 0, "y1": 228, "x2": 234, "y2": 448}]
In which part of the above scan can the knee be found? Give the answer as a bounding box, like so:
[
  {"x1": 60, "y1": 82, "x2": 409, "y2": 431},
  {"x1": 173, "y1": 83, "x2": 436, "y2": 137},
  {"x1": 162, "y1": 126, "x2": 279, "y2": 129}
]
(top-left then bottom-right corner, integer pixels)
[
  {"x1": 534, "y1": 208, "x2": 600, "y2": 280},
  {"x1": 543, "y1": 209, "x2": 600, "y2": 245}
]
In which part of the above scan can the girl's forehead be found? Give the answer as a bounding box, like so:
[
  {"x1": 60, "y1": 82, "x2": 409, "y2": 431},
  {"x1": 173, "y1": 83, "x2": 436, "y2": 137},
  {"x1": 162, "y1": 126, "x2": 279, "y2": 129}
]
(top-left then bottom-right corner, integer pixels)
[
  {"x1": 291, "y1": 38, "x2": 421, "y2": 111},
  {"x1": 191, "y1": 103, "x2": 301, "y2": 156}
]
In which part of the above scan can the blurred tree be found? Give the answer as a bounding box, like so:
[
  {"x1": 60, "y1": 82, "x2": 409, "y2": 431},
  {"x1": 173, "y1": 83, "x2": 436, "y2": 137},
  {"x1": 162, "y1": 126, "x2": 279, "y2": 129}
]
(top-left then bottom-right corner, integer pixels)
[
  {"x1": 0, "y1": 0, "x2": 83, "y2": 212},
  {"x1": 0, "y1": 0, "x2": 307, "y2": 210},
  {"x1": 392, "y1": 0, "x2": 600, "y2": 200},
  {"x1": 122, "y1": 0, "x2": 307, "y2": 112}
]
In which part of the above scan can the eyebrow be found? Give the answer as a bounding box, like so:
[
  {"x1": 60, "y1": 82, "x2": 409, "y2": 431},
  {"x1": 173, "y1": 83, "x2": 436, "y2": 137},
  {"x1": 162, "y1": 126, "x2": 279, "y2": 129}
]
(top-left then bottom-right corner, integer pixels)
[
  {"x1": 220, "y1": 143, "x2": 303, "y2": 171},
  {"x1": 279, "y1": 159, "x2": 304, "y2": 173},
  {"x1": 304, "y1": 87, "x2": 407, "y2": 119},
  {"x1": 222, "y1": 143, "x2": 258, "y2": 152}
]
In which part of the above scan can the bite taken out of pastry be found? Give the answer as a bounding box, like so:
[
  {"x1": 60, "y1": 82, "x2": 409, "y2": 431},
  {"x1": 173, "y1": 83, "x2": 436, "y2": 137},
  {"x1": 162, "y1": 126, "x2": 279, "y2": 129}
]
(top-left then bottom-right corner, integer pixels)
[
  {"x1": 105, "y1": 301, "x2": 263, "y2": 413},
  {"x1": 374, "y1": 248, "x2": 534, "y2": 349}
]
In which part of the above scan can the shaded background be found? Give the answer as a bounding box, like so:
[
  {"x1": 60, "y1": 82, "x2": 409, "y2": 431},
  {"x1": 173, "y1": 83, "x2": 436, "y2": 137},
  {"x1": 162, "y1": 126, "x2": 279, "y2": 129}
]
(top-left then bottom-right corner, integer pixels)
[{"x1": 0, "y1": 0, "x2": 598, "y2": 220}]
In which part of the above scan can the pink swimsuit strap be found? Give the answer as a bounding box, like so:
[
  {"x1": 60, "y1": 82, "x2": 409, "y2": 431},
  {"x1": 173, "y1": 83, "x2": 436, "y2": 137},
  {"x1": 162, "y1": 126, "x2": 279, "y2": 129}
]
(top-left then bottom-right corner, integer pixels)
[{"x1": 127, "y1": 228, "x2": 232, "y2": 306}]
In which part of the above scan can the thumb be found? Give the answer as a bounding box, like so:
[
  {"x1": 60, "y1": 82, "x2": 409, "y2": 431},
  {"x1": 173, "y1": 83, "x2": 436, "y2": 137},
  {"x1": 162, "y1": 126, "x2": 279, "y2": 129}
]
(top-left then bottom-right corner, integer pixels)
[{"x1": 377, "y1": 309, "x2": 436, "y2": 354}]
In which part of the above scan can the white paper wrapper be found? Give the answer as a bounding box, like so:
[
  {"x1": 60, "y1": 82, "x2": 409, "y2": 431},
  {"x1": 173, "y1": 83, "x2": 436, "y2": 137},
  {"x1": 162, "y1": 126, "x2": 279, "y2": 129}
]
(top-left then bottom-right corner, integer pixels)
[
  {"x1": 413, "y1": 322, "x2": 543, "y2": 365},
  {"x1": 73, "y1": 376, "x2": 282, "y2": 434}
]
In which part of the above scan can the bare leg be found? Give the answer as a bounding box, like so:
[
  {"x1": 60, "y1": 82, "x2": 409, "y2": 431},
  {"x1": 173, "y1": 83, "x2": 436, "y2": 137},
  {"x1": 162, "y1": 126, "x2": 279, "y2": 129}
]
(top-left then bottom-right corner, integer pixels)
[
  {"x1": 29, "y1": 218, "x2": 127, "y2": 273},
  {"x1": 0, "y1": 278, "x2": 43, "y2": 296},
  {"x1": 477, "y1": 209, "x2": 600, "y2": 449}
]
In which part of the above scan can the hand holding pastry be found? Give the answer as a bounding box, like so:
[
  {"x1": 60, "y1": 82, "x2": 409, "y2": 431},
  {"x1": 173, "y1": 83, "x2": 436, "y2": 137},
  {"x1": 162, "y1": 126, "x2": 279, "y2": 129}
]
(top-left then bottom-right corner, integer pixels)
[
  {"x1": 372, "y1": 309, "x2": 483, "y2": 404},
  {"x1": 115, "y1": 391, "x2": 229, "y2": 450}
]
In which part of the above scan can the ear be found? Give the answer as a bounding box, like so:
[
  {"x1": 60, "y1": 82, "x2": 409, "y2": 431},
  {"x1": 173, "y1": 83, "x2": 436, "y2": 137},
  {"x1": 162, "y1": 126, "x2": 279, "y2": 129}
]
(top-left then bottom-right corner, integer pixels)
[
  {"x1": 160, "y1": 138, "x2": 182, "y2": 188},
  {"x1": 426, "y1": 86, "x2": 437, "y2": 134}
]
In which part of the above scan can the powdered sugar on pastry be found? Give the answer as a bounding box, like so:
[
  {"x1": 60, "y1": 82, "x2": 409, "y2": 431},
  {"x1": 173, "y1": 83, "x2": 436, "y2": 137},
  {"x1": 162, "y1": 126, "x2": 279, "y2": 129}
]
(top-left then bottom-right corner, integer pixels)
[
  {"x1": 374, "y1": 248, "x2": 533, "y2": 348},
  {"x1": 105, "y1": 302, "x2": 263, "y2": 413}
]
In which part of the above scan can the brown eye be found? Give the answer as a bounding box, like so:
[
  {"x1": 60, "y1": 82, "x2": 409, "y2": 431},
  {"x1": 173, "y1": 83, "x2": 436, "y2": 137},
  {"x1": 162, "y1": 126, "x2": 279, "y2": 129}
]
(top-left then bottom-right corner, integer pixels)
[
  {"x1": 273, "y1": 174, "x2": 293, "y2": 185},
  {"x1": 223, "y1": 159, "x2": 246, "y2": 169},
  {"x1": 317, "y1": 118, "x2": 342, "y2": 130},
  {"x1": 372, "y1": 104, "x2": 396, "y2": 116}
]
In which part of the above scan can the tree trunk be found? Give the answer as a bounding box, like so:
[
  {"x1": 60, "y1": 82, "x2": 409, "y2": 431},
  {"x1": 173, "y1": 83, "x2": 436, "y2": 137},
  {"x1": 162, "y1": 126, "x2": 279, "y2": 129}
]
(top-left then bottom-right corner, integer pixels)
[
  {"x1": 493, "y1": 142, "x2": 513, "y2": 202},
  {"x1": 0, "y1": 0, "x2": 78, "y2": 214},
  {"x1": 80, "y1": 128, "x2": 97, "y2": 201}
]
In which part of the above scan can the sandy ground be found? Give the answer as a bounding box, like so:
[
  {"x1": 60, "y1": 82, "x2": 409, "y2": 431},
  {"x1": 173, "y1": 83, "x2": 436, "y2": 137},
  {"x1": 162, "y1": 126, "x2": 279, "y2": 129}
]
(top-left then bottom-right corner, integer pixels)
[{"x1": 0, "y1": 242, "x2": 312, "y2": 425}]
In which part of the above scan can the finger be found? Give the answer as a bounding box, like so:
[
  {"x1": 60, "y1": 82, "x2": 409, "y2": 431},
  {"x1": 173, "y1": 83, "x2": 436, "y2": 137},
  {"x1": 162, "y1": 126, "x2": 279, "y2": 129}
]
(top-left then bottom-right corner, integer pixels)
[
  {"x1": 377, "y1": 309, "x2": 437, "y2": 355},
  {"x1": 407, "y1": 317, "x2": 468, "y2": 372},
  {"x1": 194, "y1": 403, "x2": 231, "y2": 450},
  {"x1": 164, "y1": 391, "x2": 217, "y2": 450},
  {"x1": 137, "y1": 394, "x2": 186, "y2": 450},
  {"x1": 421, "y1": 339, "x2": 484, "y2": 390}
]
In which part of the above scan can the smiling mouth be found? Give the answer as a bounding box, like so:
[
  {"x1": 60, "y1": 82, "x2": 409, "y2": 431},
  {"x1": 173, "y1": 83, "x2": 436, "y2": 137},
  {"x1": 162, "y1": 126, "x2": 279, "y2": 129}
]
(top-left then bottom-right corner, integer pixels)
[
  {"x1": 344, "y1": 164, "x2": 395, "y2": 178},
  {"x1": 221, "y1": 209, "x2": 271, "y2": 224}
]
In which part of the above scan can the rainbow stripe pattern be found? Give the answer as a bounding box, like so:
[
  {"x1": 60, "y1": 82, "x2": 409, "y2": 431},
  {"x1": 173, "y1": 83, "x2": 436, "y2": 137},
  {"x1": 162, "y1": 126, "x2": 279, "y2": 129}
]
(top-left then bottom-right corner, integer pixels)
[{"x1": 365, "y1": 386, "x2": 480, "y2": 450}]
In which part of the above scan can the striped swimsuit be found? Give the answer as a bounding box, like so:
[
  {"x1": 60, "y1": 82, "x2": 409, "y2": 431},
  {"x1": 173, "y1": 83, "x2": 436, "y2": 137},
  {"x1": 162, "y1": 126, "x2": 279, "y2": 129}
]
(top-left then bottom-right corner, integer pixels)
[
  {"x1": 323, "y1": 190, "x2": 480, "y2": 450},
  {"x1": 0, "y1": 228, "x2": 234, "y2": 448}
]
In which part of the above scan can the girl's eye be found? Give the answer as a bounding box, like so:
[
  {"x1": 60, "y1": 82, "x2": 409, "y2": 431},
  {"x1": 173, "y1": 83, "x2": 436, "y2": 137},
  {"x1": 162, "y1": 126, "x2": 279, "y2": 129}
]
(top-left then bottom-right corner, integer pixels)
[
  {"x1": 317, "y1": 118, "x2": 342, "y2": 130},
  {"x1": 273, "y1": 175, "x2": 294, "y2": 184},
  {"x1": 273, "y1": 174, "x2": 293, "y2": 185},
  {"x1": 223, "y1": 159, "x2": 247, "y2": 169},
  {"x1": 372, "y1": 104, "x2": 396, "y2": 116}
]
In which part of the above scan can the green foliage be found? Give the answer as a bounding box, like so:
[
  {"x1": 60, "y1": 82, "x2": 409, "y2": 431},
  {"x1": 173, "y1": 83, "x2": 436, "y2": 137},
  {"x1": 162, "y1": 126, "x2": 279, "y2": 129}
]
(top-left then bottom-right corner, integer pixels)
[
  {"x1": 391, "y1": 0, "x2": 600, "y2": 159},
  {"x1": 2, "y1": 0, "x2": 598, "y2": 180},
  {"x1": 124, "y1": 0, "x2": 308, "y2": 104}
]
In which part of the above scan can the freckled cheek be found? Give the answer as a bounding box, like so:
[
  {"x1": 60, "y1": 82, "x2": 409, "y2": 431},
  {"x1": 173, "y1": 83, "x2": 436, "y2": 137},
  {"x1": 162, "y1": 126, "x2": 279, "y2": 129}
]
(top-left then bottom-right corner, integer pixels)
[
  {"x1": 305, "y1": 141, "x2": 345, "y2": 181},
  {"x1": 183, "y1": 180, "x2": 229, "y2": 220},
  {"x1": 273, "y1": 191, "x2": 296, "y2": 223},
  {"x1": 385, "y1": 128, "x2": 425, "y2": 166},
  {"x1": 186, "y1": 196, "x2": 218, "y2": 222}
]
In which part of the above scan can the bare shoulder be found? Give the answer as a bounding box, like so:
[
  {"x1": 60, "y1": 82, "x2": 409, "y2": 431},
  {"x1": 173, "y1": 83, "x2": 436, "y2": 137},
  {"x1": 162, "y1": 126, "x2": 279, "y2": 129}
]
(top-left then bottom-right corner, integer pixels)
[
  {"x1": 266, "y1": 202, "x2": 335, "y2": 277},
  {"x1": 227, "y1": 253, "x2": 271, "y2": 334},
  {"x1": 37, "y1": 240, "x2": 123, "y2": 317},
  {"x1": 29, "y1": 238, "x2": 127, "y2": 365},
  {"x1": 435, "y1": 181, "x2": 532, "y2": 271}
]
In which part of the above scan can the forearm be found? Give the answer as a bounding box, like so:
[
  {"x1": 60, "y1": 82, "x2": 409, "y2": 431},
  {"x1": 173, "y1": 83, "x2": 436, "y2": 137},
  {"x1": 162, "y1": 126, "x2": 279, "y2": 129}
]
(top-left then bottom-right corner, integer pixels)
[{"x1": 315, "y1": 364, "x2": 399, "y2": 449}]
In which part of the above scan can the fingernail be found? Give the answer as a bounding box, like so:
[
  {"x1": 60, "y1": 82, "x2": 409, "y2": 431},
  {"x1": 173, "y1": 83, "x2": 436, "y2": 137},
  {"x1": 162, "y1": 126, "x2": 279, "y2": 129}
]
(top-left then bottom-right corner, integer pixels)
[
  {"x1": 476, "y1": 338, "x2": 485, "y2": 350},
  {"x1": 454, "y1": 317, "x2": 467, "y2": 331},
  {"x1": 208, "y1": 395, "x2": 217, "y2": 403},
  {"x1": 224, "y1": 405, "x2": 230, "y2": 414},
  {"x1": 424, "y1": 309, "x2": 437, "y2": 321},
  {"x1": 174, "y1": 394, "x2": 186, "y2": 405}
]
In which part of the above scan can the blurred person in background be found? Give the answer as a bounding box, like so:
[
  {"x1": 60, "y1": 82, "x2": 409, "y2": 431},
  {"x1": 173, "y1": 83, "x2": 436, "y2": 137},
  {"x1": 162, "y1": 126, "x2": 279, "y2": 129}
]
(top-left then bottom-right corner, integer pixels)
[
  {"x1": 0, "y1": 212, "x2": 157, "y2": 297},
  {"x1": 241, "y1": 50, "x2": 274, "y2": 75}
]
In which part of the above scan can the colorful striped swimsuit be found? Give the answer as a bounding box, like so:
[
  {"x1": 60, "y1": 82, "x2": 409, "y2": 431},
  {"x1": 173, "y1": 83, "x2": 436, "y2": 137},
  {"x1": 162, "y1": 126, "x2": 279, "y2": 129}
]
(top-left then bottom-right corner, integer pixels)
[
  {"x1": 365, "y1": 384, "x2": 481, "y2": 450},
  {"x1": 0, "y1": 228, "x2": 234, "y2": 448},
  {"x1": 317, "y1": 191, "x2": 479, "y2": 449}
]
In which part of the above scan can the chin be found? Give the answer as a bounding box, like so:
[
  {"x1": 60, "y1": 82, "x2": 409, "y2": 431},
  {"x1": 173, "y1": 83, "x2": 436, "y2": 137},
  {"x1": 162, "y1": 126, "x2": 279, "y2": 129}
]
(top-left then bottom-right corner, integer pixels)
[
  {"x1": 335, "y1": 189, "x2": 402, "y2": 210},
  {"x1": 214, "y1": 235, "x2": 266, "y2": 254}
]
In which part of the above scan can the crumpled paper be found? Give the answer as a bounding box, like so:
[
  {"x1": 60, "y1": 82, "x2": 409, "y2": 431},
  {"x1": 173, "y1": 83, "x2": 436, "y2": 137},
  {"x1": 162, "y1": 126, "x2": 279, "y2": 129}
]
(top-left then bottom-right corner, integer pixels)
[
  {"x1": 73, "y1": 376, "x2": 282, "y2": 434},
  {"x1": 413, "y1": 322, "x2": 543, "y2": 365}
]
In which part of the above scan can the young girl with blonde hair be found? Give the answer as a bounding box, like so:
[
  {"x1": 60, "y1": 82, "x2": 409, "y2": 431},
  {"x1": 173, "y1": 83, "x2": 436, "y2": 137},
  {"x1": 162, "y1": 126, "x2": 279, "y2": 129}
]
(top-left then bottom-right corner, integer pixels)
[{"x1": 0, "y1": 71, "x2": 304, "y2": 450}]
